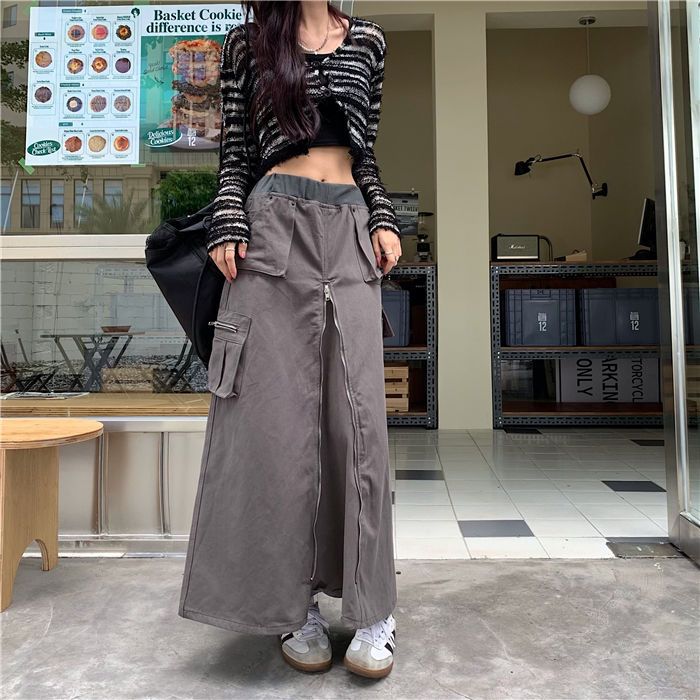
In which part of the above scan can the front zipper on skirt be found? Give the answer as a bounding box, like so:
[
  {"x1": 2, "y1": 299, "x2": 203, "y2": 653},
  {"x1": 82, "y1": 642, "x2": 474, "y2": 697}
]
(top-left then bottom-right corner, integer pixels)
[
  {"x1": 322, "y1": 281, "x2": 363, "y2": 591},
  {"x1": 310, "y1": 283, "x2": 329, "y2": 583}
]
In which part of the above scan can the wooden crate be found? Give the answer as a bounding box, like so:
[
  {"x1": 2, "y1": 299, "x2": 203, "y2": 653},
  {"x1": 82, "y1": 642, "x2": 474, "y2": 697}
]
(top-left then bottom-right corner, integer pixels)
[
  {"x1": 385, "y1": 362, "x2": 409, "y2": 413},
  {"x1": 101, "y1": 366, "x2": 154, "y2": 393}
]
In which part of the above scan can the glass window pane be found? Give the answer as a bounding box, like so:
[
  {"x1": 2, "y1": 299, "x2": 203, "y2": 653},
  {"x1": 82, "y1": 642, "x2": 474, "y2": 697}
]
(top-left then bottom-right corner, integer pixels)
[
  {"x1": 1, "y1": 179, "x2": 12, "y2": 231},
  {"x1": 20, "y1": 180, "x2": 40, "y2": 229},
  {"x1": 0, "y1": 260, "x2": 207, "y2": 412},
  {"x1": 2, "y1": 5, "x2": 17, "y2": 29},
  {"x1": 104, "y1": 179, "x2": 123, "y2": 208},
  {"x1": 74, "y1": 180, "x2": 93, "y2": 228},
  {"x1": 50, "y1": 179, "x2": 65, "y2": 229}
]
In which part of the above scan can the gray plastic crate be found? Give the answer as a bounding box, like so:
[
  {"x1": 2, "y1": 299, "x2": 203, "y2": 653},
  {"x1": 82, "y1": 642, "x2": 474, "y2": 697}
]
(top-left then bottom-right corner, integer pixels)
[
  {"x1": 382, "y1": 288, "x2": 410, "y2": 347},
  {"x1": 503, "y1": 288, "x2": 576, "y2": 346},
  {"x1": 580, "y1": 288, "x2": 659, "y2": 345}
]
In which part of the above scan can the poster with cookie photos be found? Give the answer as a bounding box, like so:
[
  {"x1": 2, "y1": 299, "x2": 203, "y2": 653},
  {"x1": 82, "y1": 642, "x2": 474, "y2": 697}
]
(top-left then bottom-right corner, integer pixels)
[
  {"x1": 139, "y1": 4, "x2": 244, "y2": 152},
  {"x1": 25, "y1": 3, "x2": 246, "y2": 165},
  {"x1": 25, "y1": 4, "x2": 138, "y2": 165}
]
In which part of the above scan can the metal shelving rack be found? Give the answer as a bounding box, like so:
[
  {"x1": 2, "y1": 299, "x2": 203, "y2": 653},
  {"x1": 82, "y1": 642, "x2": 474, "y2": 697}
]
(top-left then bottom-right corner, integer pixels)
[
  {"x1": 490, "y1": 260, "x2": 666, "y2": 427},
  {"x1": 383, "y1": 262, "x2": 437, "y2": 428}
]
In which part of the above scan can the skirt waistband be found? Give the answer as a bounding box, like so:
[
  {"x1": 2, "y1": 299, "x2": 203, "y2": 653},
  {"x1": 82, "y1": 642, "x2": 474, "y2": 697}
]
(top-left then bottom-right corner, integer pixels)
[{"x1": 249, "y1": 172, "x2": 367, "y2": 207}]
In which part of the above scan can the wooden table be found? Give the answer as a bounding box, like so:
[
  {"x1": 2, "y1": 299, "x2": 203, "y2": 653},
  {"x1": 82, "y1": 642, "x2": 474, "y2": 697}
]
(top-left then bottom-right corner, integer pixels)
[
  {"x1": 40, "y1": 332, "x2": 146, "y2": 392},
  {"x1": 0, "y1": 418, "x2": 103, "y2": 611}
]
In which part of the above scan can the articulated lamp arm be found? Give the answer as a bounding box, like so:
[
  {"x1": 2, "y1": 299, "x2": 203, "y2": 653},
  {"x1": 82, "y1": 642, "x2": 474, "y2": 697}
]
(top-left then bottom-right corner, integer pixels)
[{"x1": 514, "y1": 151, "x2": 608, "y2": 199}]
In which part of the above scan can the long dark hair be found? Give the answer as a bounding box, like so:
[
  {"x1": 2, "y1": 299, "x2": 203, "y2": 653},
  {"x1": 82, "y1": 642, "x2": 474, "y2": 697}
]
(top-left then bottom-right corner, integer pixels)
[{"x1": 240, "y1": 1, "x2": 352, "y2": 143}]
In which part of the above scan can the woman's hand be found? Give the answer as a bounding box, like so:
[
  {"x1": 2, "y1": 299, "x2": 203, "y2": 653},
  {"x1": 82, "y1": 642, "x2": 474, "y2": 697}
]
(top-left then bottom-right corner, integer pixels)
[
  {"x1": 371, "y1": 229, "x2": 402, "y2": 275},
  {"x1": 210, "y1": 240, "x2": 249, "y2": 283}
]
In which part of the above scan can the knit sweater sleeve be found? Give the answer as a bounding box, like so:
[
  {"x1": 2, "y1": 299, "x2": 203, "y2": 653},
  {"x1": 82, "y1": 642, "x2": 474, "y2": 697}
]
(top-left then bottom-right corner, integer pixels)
[
  {"x1": 205, "y1": 25, "x2": 258, "y2": 253},
  {"x1": 350, "y1": 27, "x2": 401, "y2": 239}
]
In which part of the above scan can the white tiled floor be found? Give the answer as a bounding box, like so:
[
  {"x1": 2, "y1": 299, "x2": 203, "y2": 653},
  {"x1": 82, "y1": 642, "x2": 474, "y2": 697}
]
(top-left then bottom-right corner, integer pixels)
[{"x1": 389, "y1": 427, "x2": 671, "y2": 560}]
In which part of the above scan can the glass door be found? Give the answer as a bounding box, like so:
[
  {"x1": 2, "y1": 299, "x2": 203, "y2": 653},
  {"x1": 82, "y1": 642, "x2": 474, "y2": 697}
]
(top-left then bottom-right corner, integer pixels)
[{"x1": 650, "y1": 0, "x2": 700, "y2": 561}]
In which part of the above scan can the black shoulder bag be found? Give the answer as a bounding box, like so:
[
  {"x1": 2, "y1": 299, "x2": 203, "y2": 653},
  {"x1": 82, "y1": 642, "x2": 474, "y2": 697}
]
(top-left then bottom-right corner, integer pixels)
[{"x1": 145, "y1": 24, "x2": 253, "y2": 367}]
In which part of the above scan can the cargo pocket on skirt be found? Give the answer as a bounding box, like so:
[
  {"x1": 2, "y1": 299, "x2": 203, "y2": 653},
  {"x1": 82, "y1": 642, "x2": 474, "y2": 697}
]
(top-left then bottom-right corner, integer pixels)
[
  {"x1": 239, "y1": 192, "x2": 298, "y2": 277},
  {"x1": 206, "y1": 310, "x2": 252, "y2": 398},
  {"x1": 350, "y1": 205, "x2": 384, "y2": 283}
]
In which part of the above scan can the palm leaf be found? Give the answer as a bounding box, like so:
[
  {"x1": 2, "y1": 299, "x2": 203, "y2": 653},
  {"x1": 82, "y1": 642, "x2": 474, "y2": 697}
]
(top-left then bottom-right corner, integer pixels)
[{"x1": 76, "y1": 189, "x2": 159, "y2": 234}]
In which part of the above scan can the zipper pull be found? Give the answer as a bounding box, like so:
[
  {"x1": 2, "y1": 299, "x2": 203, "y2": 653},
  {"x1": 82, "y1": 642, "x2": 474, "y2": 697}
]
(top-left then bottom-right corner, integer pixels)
[
  {"x1": 208, "y1": 320, "x2": 239, "y2": 332},
  {"x1": 323, "y1": 283, "x2": 331, "y2": 302}
]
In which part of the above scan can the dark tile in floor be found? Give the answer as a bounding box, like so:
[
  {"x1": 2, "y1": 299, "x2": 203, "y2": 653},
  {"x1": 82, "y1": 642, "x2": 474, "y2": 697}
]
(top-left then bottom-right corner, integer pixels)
[
  {"x1": 606, "y1": 536, "x2": 671, "y2": 544},
  {"x1": 395, "y1": 469, "x2": 445, "y2": 481},
  {"x1": 603, "y1": 480, "x2": 666, "y2": 493},
  {"x1": 504, "y1": 427, "x2": 542, "y2": 434},
  {"x1": 606, "y1": 541, "x2": 678, "y2": 558},
  {"x1": 458, "y1": 519, "x2": 534, "y2": 537},
  {"x1": 631, "y1": 439, "x2": 665, "y2": 447}
]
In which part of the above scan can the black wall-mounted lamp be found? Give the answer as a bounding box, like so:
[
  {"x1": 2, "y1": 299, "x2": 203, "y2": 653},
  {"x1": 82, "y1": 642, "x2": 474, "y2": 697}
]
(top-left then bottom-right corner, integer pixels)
[{"x1": 514, "y1": 152, "x2": 608, "y2": 199}]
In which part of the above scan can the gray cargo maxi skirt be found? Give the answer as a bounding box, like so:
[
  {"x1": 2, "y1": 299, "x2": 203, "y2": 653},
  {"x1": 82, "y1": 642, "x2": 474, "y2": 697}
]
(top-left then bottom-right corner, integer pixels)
[{"x1": 178, "y1": 172, "x2": 397, "y2": 635}]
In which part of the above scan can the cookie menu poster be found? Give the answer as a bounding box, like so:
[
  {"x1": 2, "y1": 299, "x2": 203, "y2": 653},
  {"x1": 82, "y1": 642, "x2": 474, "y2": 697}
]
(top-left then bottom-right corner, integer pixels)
[{"x1": 25, "y1": 4, "x2": 245, "y2": 166}]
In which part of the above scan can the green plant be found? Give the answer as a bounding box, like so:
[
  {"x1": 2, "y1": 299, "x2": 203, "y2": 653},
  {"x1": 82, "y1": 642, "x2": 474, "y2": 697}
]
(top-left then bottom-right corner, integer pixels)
[
  {"x1": 1, "y1": 40, "x2": 29, "y2": 167},
  {"x1": 76, "y1": 189, "x2": 159, "y2": 234},
  {"x1": 157, "y1": 170, "x2": 218, "y2": 220}
]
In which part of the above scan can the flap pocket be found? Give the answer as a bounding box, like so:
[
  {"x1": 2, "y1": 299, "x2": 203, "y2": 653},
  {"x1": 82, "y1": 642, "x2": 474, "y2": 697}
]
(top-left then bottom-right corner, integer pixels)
[
  {"x1": 351, "y1": 205, "x2": 384, "y2": 282},
  {"x1": 206, "y1": 310, "x2": 252, "y2": 398},
  {"x1": 239, "y1": 193, "x2": 297, "y2": 277}
]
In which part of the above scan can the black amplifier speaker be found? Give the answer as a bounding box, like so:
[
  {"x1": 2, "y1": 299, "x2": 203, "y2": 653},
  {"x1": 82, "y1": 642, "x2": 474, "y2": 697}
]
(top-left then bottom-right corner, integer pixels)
[{"x1": 491, "y1": 234, "x2": 541, "y2": 261}]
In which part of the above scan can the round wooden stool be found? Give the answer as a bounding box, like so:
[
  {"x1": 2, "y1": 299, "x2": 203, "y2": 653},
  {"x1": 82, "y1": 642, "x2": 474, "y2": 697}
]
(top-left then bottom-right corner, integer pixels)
[{"x1": 0, "y1": 418, "x2": 103, "y2": 611}]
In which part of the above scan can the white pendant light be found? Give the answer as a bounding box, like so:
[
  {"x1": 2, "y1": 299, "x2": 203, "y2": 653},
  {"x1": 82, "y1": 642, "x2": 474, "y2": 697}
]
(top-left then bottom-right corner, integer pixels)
[{"x1": 569, "y1": 16, "x2": 611, "y2": 116}]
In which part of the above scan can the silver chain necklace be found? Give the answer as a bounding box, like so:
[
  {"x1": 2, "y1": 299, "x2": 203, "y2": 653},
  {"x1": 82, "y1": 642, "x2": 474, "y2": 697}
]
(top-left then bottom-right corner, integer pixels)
[{"x1": 298, "y1": 17, "x2": 331, "y2": 53}]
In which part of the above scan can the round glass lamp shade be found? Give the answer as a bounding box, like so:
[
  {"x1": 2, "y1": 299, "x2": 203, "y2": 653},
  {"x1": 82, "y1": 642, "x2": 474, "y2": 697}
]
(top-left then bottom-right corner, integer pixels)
[{"x1": 569, "y1": 74, "x2": 611, "y2": 115}]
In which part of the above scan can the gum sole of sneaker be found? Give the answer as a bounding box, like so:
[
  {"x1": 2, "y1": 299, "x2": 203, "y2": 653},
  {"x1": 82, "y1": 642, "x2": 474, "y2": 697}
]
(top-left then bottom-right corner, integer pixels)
[
  {"x1": 281, "y1": 648, "x2": 332, "y2": 673},
  {"x1": 343, "y1": 656, "x2": 393, "y2": 679}
]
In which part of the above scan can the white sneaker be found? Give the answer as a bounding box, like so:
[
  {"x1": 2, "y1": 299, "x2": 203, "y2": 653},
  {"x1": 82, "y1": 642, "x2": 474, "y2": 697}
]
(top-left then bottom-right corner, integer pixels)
[
  {"x1": 344, "y1": 614, "x2": 396, "y2": 678},
  {"x1": 280, "y1": 599, "x2": 332, "y2": 673}
]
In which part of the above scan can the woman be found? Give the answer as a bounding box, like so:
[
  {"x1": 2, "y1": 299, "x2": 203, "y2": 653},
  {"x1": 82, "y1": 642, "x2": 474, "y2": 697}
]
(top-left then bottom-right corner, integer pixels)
[{"x1": 178, "y1": 0, "x2": 401, "y2": 679}]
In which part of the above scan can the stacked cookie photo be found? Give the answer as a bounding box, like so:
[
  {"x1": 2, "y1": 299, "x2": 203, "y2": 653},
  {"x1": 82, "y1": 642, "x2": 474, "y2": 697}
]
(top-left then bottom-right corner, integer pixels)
[{"x1": 168, "y1": 38, "x2": 222, "y2": 144}]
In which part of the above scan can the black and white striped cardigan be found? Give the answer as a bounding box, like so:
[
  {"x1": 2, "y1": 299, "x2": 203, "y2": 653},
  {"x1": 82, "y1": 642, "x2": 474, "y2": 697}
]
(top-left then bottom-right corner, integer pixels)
[{"x1": 205, "y1": 15, "x2": 401, "y2": 253}]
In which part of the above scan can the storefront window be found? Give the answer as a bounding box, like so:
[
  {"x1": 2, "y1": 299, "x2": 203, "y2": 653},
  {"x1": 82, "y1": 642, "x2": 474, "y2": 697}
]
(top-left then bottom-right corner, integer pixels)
[
  {"x1": 20, "y1": 180, "x2": 40, "y2": 228},
  {"x1": 1, "y1": 1, "x2": 244, "y2": 416}
]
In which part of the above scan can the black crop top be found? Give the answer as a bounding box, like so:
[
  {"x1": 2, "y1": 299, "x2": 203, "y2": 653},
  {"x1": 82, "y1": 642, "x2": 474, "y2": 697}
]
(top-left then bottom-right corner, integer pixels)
[{"x1": 304, "y1": 52, "x2": 352, "y2": 148}]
